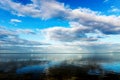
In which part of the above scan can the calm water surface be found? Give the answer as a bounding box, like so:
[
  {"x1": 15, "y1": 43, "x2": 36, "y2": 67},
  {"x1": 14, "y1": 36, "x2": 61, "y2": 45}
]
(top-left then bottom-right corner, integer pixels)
[{"x1": 0, "y1": 53, "x2": 120, "y2": 74}]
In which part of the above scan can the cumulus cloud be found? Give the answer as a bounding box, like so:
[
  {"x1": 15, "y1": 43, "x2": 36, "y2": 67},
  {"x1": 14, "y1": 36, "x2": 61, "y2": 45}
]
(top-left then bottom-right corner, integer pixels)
[
  {"x1": 35, "y1": 0, "x2": 67, "y2": 19},
  {"x1": 0, "y1": 0, "x2": 68, "y2": 18},
  {"x1": 41, "y1": 6, "x2": 120, "y2": 41},
  {"x1": 42, "y1": 22, "x2": 95, "y2": 42},
  {"x1": 0, "y1": 0, "x2": 120, "y2": 35},
  {"x1": 67, "y1": 8, "x2": 120, "y2": 34},
  {"x1": 1, "y1": 0, "x2": 120, "y2": 37}
]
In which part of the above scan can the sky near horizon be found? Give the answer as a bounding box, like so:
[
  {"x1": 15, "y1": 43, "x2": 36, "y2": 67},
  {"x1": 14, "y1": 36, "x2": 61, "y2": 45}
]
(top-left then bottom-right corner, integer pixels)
[{"x1": 0, "y1": 0, "x2": 120, "y2": 53}]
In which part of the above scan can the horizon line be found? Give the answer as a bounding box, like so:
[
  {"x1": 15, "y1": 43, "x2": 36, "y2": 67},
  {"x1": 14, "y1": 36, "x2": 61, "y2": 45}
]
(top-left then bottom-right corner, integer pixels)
[{"x1": 0, "y1": 52, "x2": 120, "y2": 54}]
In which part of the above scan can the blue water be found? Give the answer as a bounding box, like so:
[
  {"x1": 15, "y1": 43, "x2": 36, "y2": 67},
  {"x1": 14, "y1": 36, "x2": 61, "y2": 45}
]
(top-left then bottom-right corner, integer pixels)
[
  {"x1": 16, "y1": 61, "x2": 61, "y2": 74},
  {"x1": 102, "y1": 62, "x2": 120, "y2": 73}
]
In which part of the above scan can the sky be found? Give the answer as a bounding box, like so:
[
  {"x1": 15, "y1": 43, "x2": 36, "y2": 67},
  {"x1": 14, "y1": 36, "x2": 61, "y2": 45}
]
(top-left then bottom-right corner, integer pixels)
[{"x1": 0, "y1": 0, "x2": 120, "y2": 53}]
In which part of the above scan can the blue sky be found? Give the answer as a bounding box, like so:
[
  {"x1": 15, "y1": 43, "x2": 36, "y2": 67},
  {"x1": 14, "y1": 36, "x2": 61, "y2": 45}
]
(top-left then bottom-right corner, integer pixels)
[{"x1": 0, "y1": 0, "x2": 120, "y2": 53}]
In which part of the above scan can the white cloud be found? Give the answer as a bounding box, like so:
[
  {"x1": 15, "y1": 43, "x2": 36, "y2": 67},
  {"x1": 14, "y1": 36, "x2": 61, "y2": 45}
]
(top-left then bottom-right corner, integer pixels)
[
  {"x1": 38, "y1": 0, "x2": 67, "y2": 19},
  {"x1": 63, "y1": 41, "x2": 120, "y2": 53},
  {"x1": 41, "y1": 44, "x2": 84, "y2": 53},
  {"x1": 1, "y1": 0, "x2": 120, "y2": 35},
  {"x1": 68, "y1": 8, "x2": 120, "y2": 31},
  {"x1": 10, "y1": 19, "x2": 22, "y2": 23},
  {"x1": 0, "y1": 0, "x2": 68, "y2": 19}
]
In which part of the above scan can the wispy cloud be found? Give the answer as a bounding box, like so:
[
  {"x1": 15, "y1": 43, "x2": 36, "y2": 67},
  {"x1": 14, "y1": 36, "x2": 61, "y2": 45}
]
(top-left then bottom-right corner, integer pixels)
[
  {"x1": 10, "y1": 19, "x2": 22, "y2": 23},
  {"x1": 104, "y1": 0, "x2": 109, "y2": 2},
  {"x1": 0, "y1": 26, "x2": 50, "y2": 53},
  {"x1": 16, "y1": 29, "x2": 36, "y2": 34},
  {"x1": 109, "y1": 6, "x2": 120, "y2": 13},
  {"x1": 10, "y1": 19, "x2": 22, "y2": 26}
]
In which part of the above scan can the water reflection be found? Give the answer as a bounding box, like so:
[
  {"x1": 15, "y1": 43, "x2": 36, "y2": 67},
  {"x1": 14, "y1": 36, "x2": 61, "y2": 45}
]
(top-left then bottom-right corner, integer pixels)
[
  {"x1": 0, "y1": 53, "x2": 120, "y2": 73},
  {"x1": 102, "y1": 62, "x2": 120, "y2": 73}
]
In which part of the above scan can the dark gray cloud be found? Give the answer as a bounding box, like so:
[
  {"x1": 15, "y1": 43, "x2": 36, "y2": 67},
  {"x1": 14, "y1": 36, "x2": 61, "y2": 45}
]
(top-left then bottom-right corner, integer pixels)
[
  {"x1": 42, "y1": 22, "x2": 100, "y2": 42},
  {"x1": 42, "y1": 27, "x2": 87, "y2": 42}
]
